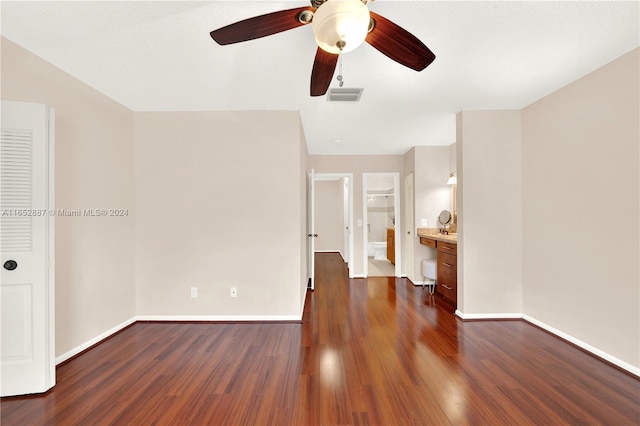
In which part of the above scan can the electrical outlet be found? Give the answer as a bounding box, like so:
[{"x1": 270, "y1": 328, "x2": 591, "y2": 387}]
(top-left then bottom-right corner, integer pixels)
[
  {"x1": 421, "y1": 218, "x2": 427, "y2": 227},
  {"x1": 230, "y1": 287, "x2": 238, "y2": 298},
  {"x1": 190, "y1": 287, "x2": 198, "y2": 298}
]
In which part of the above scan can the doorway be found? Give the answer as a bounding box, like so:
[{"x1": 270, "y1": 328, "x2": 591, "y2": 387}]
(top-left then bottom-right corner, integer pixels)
[
  {"x1": 310, "y1": 173, "x2": 354, "y2": 281},
  {"x1": 362, "y1": 173, "x2": 400, "y2": 277}
]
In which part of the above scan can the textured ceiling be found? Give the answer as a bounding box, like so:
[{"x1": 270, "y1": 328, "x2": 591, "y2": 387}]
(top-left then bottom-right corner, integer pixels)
[{"x1": 2, "y1": 1, "x2": 638, "y2": 154}]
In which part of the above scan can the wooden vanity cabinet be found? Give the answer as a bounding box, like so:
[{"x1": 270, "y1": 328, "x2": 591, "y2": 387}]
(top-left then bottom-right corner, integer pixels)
[
  {"x1": 437, "y1": 241, "x2": 457, "y2": 304},
  {"x1": 386, "y1": 228, "x2": 395, "y2": 265}
]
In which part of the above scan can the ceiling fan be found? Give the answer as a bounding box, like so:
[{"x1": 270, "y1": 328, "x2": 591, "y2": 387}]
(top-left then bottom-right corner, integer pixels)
[{"x1": 210, "y1": 0, "x2": 436, "y2": 96}]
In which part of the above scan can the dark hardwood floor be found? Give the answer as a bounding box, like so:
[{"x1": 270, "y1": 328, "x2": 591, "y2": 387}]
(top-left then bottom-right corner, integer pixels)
[{"x1": 2, "y1": 252, "x2": 639, "y2": 425}]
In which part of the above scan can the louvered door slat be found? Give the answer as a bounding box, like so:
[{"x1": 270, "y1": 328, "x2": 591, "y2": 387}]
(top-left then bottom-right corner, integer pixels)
[{"x1": 0, "y1": 129, "x2": 33, "y2": 252}]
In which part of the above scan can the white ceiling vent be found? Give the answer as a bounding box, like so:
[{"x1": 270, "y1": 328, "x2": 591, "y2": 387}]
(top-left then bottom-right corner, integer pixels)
[{"x1": 327, "y1": 88, "x2": 364, "y2": 102}]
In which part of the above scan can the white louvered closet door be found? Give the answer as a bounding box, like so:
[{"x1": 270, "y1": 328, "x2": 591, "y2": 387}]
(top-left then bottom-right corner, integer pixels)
[{"x1": 0, "y1": 101, "x2": 55, "y2": 397}]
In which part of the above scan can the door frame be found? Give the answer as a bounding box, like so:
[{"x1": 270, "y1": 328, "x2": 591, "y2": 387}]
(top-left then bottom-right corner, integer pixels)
[
  {"x1": 362, "y1": 172, "x2": 401, "y2": 278},
  {"x1": 404, "y1": 172, "x2": 415, "y2": 282},
  {"x1": 312, "y1": 173, "x2": 354, "y2": 278}
]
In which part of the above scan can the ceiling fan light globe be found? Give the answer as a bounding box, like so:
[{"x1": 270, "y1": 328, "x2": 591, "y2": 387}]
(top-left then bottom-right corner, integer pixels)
[{"x1": 312, "y1": 0, "x2": 370, "y2": 54}]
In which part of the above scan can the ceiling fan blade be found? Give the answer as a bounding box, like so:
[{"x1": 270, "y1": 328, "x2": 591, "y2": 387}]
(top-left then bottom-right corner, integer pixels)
[
  {"x1": 210, "y1": 6, "x2": 314, "y2": 45},
  {"x1": 365, "y1": 11, "x2": 436, "y2": 71},
  {"x1": 310, "y1": 48, "x2": 339, "y2": 97}
]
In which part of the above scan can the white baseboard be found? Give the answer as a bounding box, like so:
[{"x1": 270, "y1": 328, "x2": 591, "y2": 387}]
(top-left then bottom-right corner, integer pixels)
[
  {"x1": 135, "y1": 315, "x2": 302, "y2": 322},
  {"x1": 455, "y1": 310, "x2": 523, "y2": 320},
  {"x1": 55, "y1": 317, "x2": 136, "y2": 365},
  {"x1": 522, "y1": 315, "x2": 640, "y2": 377},
  {"x1": 352, "y1": 274, "x2": 365, "y2": 278}
]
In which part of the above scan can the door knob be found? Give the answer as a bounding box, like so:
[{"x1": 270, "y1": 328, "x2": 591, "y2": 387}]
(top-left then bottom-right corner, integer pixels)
[{"x1": 3, "y1": 260, "x2": 17, "y2": 271}]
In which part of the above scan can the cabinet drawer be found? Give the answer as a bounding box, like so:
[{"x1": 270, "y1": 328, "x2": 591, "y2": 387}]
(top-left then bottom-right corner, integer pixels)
[
  {"x1": 437, "y1": 252, "x2": 457, "y2": 279},
  {"x1": 437, "y1": 241, "x2": 457, "y2": 255},
  {"x1": 419, "y1": 237, "x2": 436, "y2": 248},
  {"x1": 437, "y1": 274, "x2": 457, "y2": 303}
]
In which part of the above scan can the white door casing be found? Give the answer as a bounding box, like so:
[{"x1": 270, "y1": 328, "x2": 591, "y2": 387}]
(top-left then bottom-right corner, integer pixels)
[
  {"x1": 0, "y1": 101, "x2": 55, "y2": 397},
  {"x1": 405, "y1": 172, "x2": 414, "y2": 281},
  {"x1": 344, "y1": 175, "x2": 354, "y2": 276}
]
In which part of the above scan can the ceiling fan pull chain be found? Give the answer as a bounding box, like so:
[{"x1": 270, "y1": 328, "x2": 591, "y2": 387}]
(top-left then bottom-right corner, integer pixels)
[{"x1": 337, "y1": 52, "x2": 344, "y2": 87}]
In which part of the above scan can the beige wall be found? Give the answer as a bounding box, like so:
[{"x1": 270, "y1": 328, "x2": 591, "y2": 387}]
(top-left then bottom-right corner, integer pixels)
[
  {"x1": 314, "y1": 180, "x2": 345, "y2": 256},
  {"x1": 521, "y1": 48, "x2": 639, "y2": 368},
  {"x1": 135, "y1": 111, "x2": 306, "y2": 318},
  {"x1": 414, "y1": 147, "x2": 451, "y2": 232},
  {"x1": 309, "y1": 155, "x2": 403, "y2": 277},
  {"x1": 457, "y1": 110, "x2": 523, "y2": 315},
  {"x1": 448, "y1": 143, "x2": 457, "y2": 175},
  {"x1": 448, "y1": 143, "x2": 457, "y2": 224},
  {"x1": 409, "y1": 147, "x2": 451, "y2": 282},
  {"x1": 456, "y1": 48, "x2": 639, "y2": 370},
  {"x1": 1, "y1": 37, "x2": 136, "y2": 356}
]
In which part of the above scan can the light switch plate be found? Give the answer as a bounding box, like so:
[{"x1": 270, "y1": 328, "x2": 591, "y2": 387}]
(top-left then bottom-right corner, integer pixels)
[
  {"x1": 357, "y1": 219, "x2": 362, "y2": 227},
  {"x1": 421, "y1": 219, "x2": 427, "y2": 227}
]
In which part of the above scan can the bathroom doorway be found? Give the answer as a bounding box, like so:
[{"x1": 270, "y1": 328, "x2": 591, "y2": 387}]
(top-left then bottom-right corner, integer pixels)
[{"x1": 362, "y1": 173, "x2": 400, "y2": 277}]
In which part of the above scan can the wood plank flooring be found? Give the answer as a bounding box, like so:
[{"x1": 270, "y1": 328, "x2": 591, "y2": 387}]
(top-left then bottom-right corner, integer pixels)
[{"x1": 2, "y1": 252, "x2": 639, "y2": 425}]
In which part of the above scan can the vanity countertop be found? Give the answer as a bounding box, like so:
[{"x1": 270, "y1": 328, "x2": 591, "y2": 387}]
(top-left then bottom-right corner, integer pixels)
[{"x1": 417, "y1": 228, "x2": 457, "y2": 244}]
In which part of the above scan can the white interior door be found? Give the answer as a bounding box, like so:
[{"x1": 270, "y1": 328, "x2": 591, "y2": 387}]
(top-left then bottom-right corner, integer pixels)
[
  {"x1": 0, "y1": 101, "x2": 55, "y2": 397},
  {"x1": 404, "y1": 172, "x2": 414, "y2": 281},
  {"x1": 307, "y1": 169, "x2": 315, "y2": 290}
]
